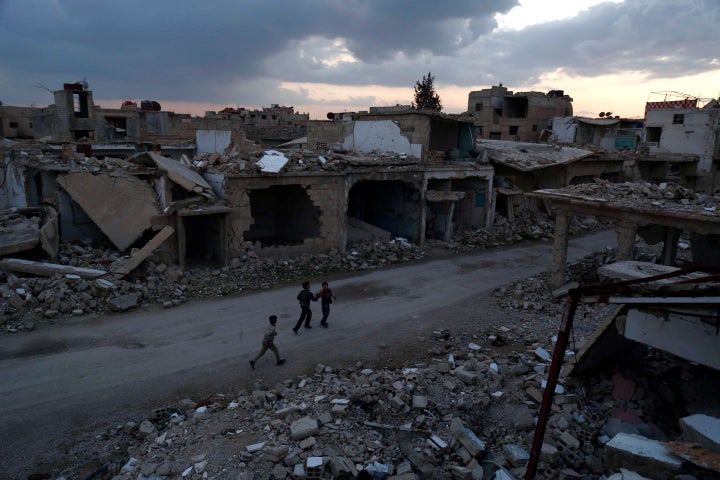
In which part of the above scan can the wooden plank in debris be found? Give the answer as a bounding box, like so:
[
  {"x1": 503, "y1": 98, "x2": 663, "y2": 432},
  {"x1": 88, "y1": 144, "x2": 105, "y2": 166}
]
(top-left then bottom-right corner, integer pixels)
[
  {"x1": 0, "y1": 258, "x2": 107, "y2": 278},
  {"x1": 109, "y1": 225, "x2": 175, "y2": 277}
]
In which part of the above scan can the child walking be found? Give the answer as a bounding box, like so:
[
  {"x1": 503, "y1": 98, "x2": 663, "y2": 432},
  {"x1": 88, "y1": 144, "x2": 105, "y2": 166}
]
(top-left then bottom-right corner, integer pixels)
[{"x1": 250, "y1": 315, "x2": 286, "y2": 369}]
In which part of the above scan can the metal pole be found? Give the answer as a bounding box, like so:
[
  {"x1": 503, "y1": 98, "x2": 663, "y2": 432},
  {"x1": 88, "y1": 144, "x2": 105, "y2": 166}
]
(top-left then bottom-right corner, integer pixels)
[{"x1": 524, "y1": 288, "x2": 580, "y2": 480}]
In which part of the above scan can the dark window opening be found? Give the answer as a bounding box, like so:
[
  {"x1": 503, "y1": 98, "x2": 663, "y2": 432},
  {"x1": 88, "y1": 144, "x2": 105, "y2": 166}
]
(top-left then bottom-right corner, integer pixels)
[
  {"x1": 9, "y1": 121, "x2": 19, "y2": 128},
  {"x1": 272, "y1": 115, "x2": 277, "y2": 120},
  {"x1": 509, "y1": 126, "x2": 519, "y2": 135},
  {"x1": 73, "y1": 130, "x2": 91, "y2": 141},
  {"x1": 503, "y1": 96, "x2": 529, "y2": 118},
  {"x1": 489, "y1": 132, "x2": 501, "y2": 140},
  {"x1": 429, "y1": 118, "x2": 460, "y2": 151},
  {"x1": 646, "y1": 127, "x2": 662, "y2": 144},
  {"x1": 261, "y1": 114, "x2": 267, "y2": 120},
  {"x1": 315, "y1": 141, "x2": 327, "y2": 150},
  {"x1": 475, "y1": 103, "x2": 483, "y2": 112},
  {"x1": 532, "y1": 124, "x2": 538, "y2": 132},
  {"x1": 244, "y1": 185, "x2": 321, "y2": 247},
  {"x1": 493, "y1": 109, "x2": 503, "y2": 123},
  {"x1": 672, "y1": 114, "x2": 684, "y2": 124},
  {"x1": 73, "y1": 91, "x2": 89, "y2": 118},
  {"x1": 106, "y1": 116, "x2": 127, "y2": 138},
  {"x1": 348, "y1": 180, "x2": 420, "y2": 243}
]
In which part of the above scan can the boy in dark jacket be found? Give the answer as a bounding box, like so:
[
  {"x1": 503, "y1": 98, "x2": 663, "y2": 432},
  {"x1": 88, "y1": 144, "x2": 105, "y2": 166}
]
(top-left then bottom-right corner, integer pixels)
[
  {"x1": 293, "y1": 280, "x2": 317, "y2": 333},
  {"x1": 316, "y1": 281, "x2": 337, "y2": 328}
]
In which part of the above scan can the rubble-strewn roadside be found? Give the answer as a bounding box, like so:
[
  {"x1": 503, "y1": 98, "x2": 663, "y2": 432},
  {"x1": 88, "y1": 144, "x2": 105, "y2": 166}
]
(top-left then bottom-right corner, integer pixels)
[
  {"x1": 44, "y1": 251, "x2": 719, "y2": 480},
  {"x1": 0, "y1": 211, "x2": 607, "y2": 334}
]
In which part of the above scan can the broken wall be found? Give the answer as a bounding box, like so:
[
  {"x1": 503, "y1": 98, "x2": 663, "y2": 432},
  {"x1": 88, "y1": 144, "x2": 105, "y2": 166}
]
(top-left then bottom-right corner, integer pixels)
[
  {"x1": 225, "y1": 174, "x2": 345, "y2": 257},
  {"x1": 645, "y1": 107, "x2": 720, "y2": 192},
  {"x1": 343, "y1": 119, "x2": 423, "y2": 159},
  {"x1": 197, "y1": 130, "x2": 232, "y2": 154},
  {"x1": 306, "y1": 120, "x2": 349, "y2": 151}
]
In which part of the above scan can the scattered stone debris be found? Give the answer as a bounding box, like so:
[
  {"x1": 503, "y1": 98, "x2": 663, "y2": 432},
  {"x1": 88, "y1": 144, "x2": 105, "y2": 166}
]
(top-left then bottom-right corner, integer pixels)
[
  {"x1": 1, "y1": 207, "x2": 614, "y2": 333},
  {"x1": 47, "y1": 252, "x2": 720, "y2": 480},
  {"x1": 552, "y1": 178, "x2": 720, "y2": 214}
]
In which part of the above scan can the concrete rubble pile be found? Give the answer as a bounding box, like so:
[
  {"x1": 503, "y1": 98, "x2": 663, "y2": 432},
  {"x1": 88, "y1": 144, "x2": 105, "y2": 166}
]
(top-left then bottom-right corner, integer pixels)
[
  {"x1": 439, "y1": 212, "x2": 613, "y2": 252},
  {"x1": 1, "y1": 208, "x2": 620, "y2": 333},
  {"x1": 561, "y1": 179, "x2": 720, "y2": 211},
  {"x1": 193, "y1": 149, "x2": 425, "y2": 175},
  {"x1": 0, "y1": 237, "x2": 426, "y2": 332},
  {"x1": 50, "y1": 253, "x2": 719, "y2": 480}
]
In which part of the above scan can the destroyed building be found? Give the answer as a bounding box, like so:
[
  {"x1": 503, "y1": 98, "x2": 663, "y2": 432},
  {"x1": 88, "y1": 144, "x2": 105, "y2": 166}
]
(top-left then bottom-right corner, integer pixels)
[
  {"x1": 0, "y1": 82, "x2": 309, "y2": 153},
  {"x1": 207, "y1": 104, "x2": 309, "y2": 148},
  {"x1": 465, "y1": 85, "x2": 573, "y2": 143},
  {"x1": 0, "y1": 108, "x2": 494, "y2": 272},
  {"x1": 549, "y1": 116, "x2": 644, "y2": 150},
  {"x1": 643, "y1": 93, "x2": 720, "y2": 193}
]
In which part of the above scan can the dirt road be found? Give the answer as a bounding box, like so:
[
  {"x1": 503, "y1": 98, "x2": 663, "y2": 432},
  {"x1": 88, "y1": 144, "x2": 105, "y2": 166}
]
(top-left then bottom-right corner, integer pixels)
[{"x1": 0, "y1": 230, "x2": 616, "y2": 478}]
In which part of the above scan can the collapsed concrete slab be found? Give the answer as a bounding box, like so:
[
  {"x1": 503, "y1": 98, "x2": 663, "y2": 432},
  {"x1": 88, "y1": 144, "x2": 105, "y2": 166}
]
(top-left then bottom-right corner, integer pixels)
[
  {"x1": 680, "y1": 414, "x2": 720, "y2": 453},
  {"x1": 56, "y1": 173, "x2": 161, "y2": 251},
  {"x1": 604, "y1": 433, "x2": 682, "y2": 479},
  {"x1": 130, "y1": 152, "x2": 215, "y2": 199}
]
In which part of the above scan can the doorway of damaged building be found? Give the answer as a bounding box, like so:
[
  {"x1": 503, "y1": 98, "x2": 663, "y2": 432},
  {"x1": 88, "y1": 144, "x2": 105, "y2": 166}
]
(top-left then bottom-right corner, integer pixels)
[
  {"x1": 177, "y1": 208, "x2": 230, "y2": 269},
  {"x1": 347, "y1": 180, "x2": 421, "y2": 245}
]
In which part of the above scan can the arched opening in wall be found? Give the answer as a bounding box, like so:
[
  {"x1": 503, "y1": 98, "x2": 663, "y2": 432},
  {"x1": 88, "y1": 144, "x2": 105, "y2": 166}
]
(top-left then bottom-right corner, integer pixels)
[
  {"x1": 347, "y1": 180, "x2": 420, "y2": 245},
  {"x1": 244, "y1": 185, "x2": 321, "y2": 247}
]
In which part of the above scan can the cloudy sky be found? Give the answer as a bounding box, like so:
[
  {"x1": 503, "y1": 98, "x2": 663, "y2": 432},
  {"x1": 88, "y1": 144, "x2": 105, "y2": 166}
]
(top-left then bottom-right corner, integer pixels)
[{"x1": 1, "y1": 0, "x2": 718, "y2": 119}]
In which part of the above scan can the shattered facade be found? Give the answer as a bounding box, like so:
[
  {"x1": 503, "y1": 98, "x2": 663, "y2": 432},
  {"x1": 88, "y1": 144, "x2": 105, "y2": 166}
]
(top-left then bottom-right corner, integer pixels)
[
  {"x1": 644, "y1": 98, "x2": 720, "y2": 192},
  {"x1": 466, "y1": 85, "x2": 573, "y2": 143}
]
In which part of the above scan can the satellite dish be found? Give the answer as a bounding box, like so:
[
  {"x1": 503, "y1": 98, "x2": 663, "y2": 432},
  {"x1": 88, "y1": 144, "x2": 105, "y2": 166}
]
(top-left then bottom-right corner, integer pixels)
[
  {"x1": 327, "y1": 112, "x2": 335, "y2": 120},
  {"x1": 599, "y1": 112, "x2": 605, "y2": 117},
  {"x1": 606, "y1": 112, "x2": 612, "y2": 117}
]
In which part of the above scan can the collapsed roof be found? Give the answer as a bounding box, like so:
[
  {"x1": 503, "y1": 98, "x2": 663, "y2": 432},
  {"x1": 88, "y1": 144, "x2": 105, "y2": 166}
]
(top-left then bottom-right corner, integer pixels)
[{"x1": 478, "y1": 140, "x2": 594, "y2": 171}]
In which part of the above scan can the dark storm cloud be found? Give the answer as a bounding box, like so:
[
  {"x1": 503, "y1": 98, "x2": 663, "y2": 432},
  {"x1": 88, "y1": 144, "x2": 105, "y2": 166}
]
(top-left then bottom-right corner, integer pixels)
[
  {"x1": 0, "y1": 0, "x2": 515, "y2": 104},
  {"x1": 470, "y1": 0, "x2": 720, "y2": 86},
  {"x1": 0, "y1": 0, "x2": 717, "y2": 109}
]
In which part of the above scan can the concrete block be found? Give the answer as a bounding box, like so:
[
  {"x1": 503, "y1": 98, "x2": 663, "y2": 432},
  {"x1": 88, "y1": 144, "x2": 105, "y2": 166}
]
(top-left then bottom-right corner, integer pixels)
[
  {"x1": 246, "y1": 441, "x2": 266, "y2": 453},
  {"x1": 412, "y1": 395, "x2": 429, "y2": 410},
  {"x1": 331, "y1": 404, "x2": 348, "y2": 417},
  {"x1": 328, "y1": 457, "x2": 357, "y2": 479},
  {"x1": 263, "y1": 444, "x2": 290, "y2": 462},
  {"x1": 604, "y1": 433, "x2": 682, "y2": 480},
  {"x1": 293, "y1": 463, "x2": 306, "y2": 478},
  {"x1": 299, "y1": 436, "x2": 316, "y2": 450},
  {"x1": 457, "y1": 428, "x2": 486, "y2": 457},
  {"x1": 450, "y1": 465, "x2": 472, "y2": 479},
  {"x1": 680, "y1": 414, "x2": 720, "y2": 453},
  {"x1": 502, "y1": 444, "x2": 530, "y2": 467},
  {"x1": 290, "y1": 417, "x2": 319, "y2": 441},
  {"x1": 559, "y1": 431, "x2": 580, "y2": 449},
  {"x1": 306, "y1": 456, "x2": 323, "y2": 480},
  {"x1": 456, "y1": 368, "x2": 479, "y2": 385},
  {"x1": 390, "y1": 394, "x2": 406, "y2": 410}
]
